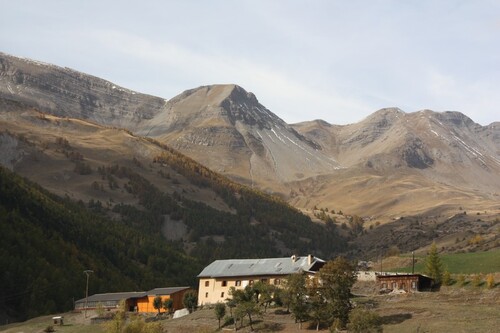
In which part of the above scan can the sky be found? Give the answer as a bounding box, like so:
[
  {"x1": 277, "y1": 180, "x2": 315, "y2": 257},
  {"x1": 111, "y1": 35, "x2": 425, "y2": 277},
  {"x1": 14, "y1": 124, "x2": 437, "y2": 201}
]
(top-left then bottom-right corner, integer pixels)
[{"x1": 1, "y1": 0, "x2": 499, "y2": 125}]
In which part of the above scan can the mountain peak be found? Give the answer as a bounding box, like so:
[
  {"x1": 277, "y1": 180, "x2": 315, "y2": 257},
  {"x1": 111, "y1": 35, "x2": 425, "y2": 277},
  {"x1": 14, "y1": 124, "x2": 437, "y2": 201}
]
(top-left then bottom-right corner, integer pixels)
[
  {"x1": 436, "y1": 111, "x2": 476, "y2": 127},
  {"x1": 225, "y1": 84, "x2": 259, "y2": 105}
]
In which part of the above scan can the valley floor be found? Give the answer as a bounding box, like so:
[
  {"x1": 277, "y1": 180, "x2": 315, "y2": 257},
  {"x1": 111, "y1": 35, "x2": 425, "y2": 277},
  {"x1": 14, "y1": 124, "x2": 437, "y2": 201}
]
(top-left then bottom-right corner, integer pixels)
[{"x1": 1, "y1": 284, "x2": 498, "y2": 333}]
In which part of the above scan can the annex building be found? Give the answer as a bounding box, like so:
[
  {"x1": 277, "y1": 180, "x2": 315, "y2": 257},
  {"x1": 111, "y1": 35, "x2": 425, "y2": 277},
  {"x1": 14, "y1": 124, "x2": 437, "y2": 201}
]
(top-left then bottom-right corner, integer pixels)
[
  {"x1": 74, "y1": 286, "x2": 191, "y2": 313},
  {"x1": 197, "y1": 255, "x2": 325, "y2": 306},
  {"x1": 377, "y1": 273, "x2": 434, "y2": 292}
]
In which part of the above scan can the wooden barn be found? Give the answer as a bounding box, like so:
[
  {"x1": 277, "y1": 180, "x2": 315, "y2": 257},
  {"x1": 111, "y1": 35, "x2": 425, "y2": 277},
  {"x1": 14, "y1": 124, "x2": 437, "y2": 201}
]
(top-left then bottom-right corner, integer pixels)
[{"x1": 377, "y1": 273, "x2": 434, "y2": 292}]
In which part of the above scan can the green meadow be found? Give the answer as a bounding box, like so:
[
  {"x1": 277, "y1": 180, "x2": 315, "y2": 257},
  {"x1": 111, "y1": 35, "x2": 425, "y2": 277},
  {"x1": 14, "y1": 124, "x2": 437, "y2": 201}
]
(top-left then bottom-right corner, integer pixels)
[{"x1": 395, "y1": 249, "x2": 500, "y2": 274}]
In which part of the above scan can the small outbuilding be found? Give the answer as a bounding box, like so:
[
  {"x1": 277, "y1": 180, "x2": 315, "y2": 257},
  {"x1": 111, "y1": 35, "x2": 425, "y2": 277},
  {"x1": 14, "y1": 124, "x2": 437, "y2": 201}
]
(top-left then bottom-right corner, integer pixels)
[
  {"x1": 74, "y1": 287, "x2": 191, "y2": 313},
  {"x1": 74, "y1": 291, "x2": 147, "y2": 312},
  {"x1": 135, "y1": 287, "x2": 191, "y2": 313},
  {"x1": 376, "y1": 273, "x2": 434, "y2": 292}
]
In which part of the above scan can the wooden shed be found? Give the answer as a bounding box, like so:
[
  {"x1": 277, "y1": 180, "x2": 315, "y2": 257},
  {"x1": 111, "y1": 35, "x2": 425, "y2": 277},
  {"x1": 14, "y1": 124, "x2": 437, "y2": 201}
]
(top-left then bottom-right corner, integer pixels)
[
  {"x1": 136, "y1": 287, "x2": 191, "y2": 313},
  {"x1": 376, "y1": 273, "x2": 434, "y2": 292}
]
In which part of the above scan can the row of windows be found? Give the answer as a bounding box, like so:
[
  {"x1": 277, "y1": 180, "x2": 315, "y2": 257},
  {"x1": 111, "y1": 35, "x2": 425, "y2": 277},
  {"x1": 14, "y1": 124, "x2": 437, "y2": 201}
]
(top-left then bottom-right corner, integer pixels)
[
  {"x1": 381, "y1": 281, "x2": 417, "y2": 289},
  {"x1": 204, "y1": 278, "x2": 281, "y2": 288},
  {"x1": 205, "y1": 291, "x2": 226, "y2": 299}
]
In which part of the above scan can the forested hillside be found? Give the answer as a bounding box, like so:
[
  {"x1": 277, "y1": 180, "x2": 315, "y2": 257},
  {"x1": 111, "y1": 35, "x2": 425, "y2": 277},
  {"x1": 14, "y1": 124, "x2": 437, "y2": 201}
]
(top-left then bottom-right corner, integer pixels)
[
  {"x1": 0, "y1": 166, "x2": 201, "y2": 321},
  {"x1": 0, "y1": 119, "x2": 347, "y2": 321}
]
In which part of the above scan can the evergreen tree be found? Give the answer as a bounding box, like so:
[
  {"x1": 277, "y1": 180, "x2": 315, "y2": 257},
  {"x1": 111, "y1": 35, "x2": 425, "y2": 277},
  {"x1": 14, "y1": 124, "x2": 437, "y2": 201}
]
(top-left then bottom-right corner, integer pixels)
[{"x1": 424, "y1": 242, "x2": 443, "y2": 285}]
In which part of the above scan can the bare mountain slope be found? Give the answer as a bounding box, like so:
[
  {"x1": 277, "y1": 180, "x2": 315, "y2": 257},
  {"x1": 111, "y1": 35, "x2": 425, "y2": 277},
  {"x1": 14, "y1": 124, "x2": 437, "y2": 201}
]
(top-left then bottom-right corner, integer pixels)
[
  {"x1": 1, "y1": 52, "x2": 498, "y2": 220},
  {"x1": 0, "y1": 98, "x2": 231, "y2": 213},
  {"x1": 0, "y1": 53, "x2": 340, "y2": 190},
  {"x1": 0, "y1": 52, "x2": 165, "y2": 130},
  {"x1": 137, "y1": 84, "x2": 340, "y2": 190},
  {"x1": 291, "y1": 108, "x2": 500, "y2": 217}
]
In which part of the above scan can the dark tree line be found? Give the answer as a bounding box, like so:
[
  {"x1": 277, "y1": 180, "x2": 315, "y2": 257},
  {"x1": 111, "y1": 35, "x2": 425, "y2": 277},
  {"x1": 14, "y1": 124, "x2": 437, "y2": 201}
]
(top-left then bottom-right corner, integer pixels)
[{"x1": 0, "y1": 166, "x2": 201, "y2": 322}]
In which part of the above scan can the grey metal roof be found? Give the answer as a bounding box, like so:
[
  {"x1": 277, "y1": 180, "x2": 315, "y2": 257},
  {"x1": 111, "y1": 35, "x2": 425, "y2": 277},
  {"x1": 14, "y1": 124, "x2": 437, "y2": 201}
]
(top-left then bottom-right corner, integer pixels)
[
  {"x1": 75, "y1": 287, "x2": 192, "y2": 304},
  {"x1": 197, "y1": 256, "x2": 325, "y2": 278},
  {"x1": 75, "y1": 291, "x2": 146, "y2": 304},
  {"x1": 147, "y1": 287, "x2": 190, "y2": 296}
]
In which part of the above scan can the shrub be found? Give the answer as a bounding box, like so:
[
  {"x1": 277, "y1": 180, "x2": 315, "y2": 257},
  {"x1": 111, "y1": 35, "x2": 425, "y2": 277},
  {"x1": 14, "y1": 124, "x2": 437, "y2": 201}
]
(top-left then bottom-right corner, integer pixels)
[
  {"x1": 486, "y1": 274, "x2": 495, "y2": 289},
  {"x1": 346, "y1": 308, "x2": 382, "y2": 333},
  {"x1": 457, "y1": 274, "x2": 466, "y2": 287},
  {"x1": 472, "y1": 274, "x2": 482, "y2": 288},
  {"x1": 442, "y1": 271, "x2": 452, "y2": 286},
  {"x1": 183, "y1": 290, "x2": 198, "y2": 312},
  {"x1": 386, "y1": 246, "x2": 400, "y2": 257}
]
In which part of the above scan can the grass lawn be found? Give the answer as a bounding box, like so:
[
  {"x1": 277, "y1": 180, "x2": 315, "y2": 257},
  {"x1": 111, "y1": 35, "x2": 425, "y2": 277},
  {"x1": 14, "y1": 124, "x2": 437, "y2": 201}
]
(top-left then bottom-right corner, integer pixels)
[{"x1": 395, "y1": 249, "x2": 500, "y2": 274}]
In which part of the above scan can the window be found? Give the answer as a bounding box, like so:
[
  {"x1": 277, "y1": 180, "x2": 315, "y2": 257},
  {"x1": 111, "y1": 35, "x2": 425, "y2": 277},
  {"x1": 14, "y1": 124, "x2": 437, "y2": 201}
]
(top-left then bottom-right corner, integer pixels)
[
  {"x1": 392, "y1": 282, "x2": 397, "y2": 289},
  {"x1": 401, "y1": 283, "x2": 405, "y2": 290},
  {"x1": 221, "y1": 292, "x2": 224, "y2": 298},
  {"x1": 274, "y1": 279, "x2": 281, "y2": 285},
  {"x1": 249, "y1": 280, "x2": 254, "y2": 286},
  {"x1": 205, "y1": 281, "x2": 209, "y2": 287},
  {"x1": 382, "y1": 283, "x2": 387, "y2": 288},
  {"x1": 261, "y1": 278, "x2": 268, "y2": 284},
  {"x1": 205, "y1": 292, "x2": 208, "y2": 298},
  {"x1": 235, "y1": 280, "x2": 241, "y2": 286},
  {"x1": 411, "y1": 281, "x2": 417, "y2": 289},
  {"x1": 222, "y1": 280, "x2": 227, "y2": 287}
]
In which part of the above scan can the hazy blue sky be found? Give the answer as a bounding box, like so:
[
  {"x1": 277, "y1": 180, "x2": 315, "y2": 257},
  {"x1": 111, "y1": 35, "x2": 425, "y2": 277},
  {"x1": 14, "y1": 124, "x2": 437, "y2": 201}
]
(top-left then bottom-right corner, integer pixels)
[{"x1": 1, "y1": 1, "x2": 499, "y2": 125}]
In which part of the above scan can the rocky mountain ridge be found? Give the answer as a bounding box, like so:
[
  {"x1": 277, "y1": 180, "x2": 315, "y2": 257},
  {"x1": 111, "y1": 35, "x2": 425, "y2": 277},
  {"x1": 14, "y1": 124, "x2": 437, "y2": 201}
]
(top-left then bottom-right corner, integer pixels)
[
  {"x1": 0, "y1": 52, "x2": 165, "y2": 130},
  {"x1": 137, "y1": 84, "x2": 340, "y2": 188},
  {"x1": 1, "y1": 52, "x2": 499, "y2": 219}
]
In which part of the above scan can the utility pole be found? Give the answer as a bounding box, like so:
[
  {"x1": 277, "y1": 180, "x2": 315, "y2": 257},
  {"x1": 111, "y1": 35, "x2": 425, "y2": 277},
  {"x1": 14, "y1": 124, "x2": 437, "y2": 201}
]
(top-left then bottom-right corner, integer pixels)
[
  {"x1": 412, "y1": 251, "x2": 415, "y2": 274},
  {"x1": 83, "y1": 270, "x2": 94, "y2": 318}
]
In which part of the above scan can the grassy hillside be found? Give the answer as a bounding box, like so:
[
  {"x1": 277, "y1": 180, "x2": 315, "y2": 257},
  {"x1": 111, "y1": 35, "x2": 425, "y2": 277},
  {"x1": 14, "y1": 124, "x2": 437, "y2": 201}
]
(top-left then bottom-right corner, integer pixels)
[{"x1": 0, "y1": 100, "x2": 347, "y2": 263}]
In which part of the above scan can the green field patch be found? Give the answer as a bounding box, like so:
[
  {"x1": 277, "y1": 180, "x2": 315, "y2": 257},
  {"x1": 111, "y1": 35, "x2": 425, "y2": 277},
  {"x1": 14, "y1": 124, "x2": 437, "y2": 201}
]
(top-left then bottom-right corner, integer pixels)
[{"x1": 395, "y1": 249, "x2": 500, "y2": 274}]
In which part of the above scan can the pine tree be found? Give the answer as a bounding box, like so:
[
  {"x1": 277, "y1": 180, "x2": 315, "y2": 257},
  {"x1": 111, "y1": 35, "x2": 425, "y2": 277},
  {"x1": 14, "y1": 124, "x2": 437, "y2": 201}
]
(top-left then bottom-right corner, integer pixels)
[{"x1": 424, "y1": 242, "x2": 443, "y2": 285}]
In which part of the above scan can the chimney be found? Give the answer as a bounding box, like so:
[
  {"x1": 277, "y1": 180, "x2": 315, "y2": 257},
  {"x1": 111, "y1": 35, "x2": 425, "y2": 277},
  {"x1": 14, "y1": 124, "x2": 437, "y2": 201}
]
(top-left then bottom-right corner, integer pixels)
[
  {"x1": 291, "y1": 255, "x2": 297, "y2": 262},
  {"x1": 307, "y1": 254, "x2": 313, "y2": 265}
]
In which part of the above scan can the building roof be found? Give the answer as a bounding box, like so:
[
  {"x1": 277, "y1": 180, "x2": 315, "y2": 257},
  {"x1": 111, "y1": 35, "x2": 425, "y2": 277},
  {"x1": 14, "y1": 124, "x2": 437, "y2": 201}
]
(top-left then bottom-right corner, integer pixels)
[
  {"x1": 75, "y1": 291, "x2": 146, "y2": 304},
  {"x1": 75, "y1": 286, "x2": 191, "y2": 304},
  {"x1": 377, "y1": 273, "x2": 433, "y2": 280},
  {"x1": 147, "y1": 287, "x2": 190, "y2": 296},
  {"x1": 197, "y1": 255, "x2": 325, "y2": 278}
]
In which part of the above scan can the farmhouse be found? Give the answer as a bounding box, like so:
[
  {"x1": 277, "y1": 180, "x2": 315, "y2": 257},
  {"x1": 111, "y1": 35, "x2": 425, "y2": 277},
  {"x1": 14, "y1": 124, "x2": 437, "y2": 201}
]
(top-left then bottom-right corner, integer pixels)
[
  {"x1": 197, "y1": 255, "x2": 325, "y2": 306},
  {"x1": 74, "y1": 287, "x2": 191, "y2": 313},
  {"x1": 376, "y1": 273, "x2": 434, "y2": 292}
]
